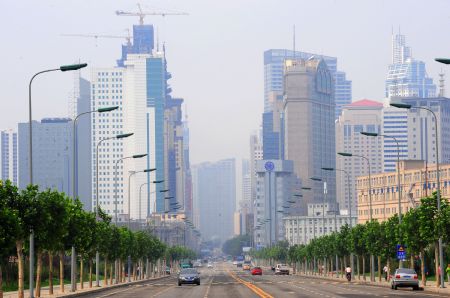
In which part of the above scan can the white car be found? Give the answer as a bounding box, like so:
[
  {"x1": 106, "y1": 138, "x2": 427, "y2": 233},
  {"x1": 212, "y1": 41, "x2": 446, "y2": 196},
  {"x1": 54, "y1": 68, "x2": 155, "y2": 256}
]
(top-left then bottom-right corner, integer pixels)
[
  {"x1": 233, "y1": 261, "x2": 238, "y2": 265},
  {"x1": 275, "y1": 264, "x2": 289, "y2": 275},
  {"x1": 207, "y1": 263, "x2": 213, "y2": 268}
]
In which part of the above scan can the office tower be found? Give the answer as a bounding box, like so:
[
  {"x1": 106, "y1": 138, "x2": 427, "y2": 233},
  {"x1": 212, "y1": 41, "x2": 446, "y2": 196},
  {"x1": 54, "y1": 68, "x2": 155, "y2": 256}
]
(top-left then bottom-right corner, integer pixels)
[
  {"x1": 398, "y1": 96, "x2": 450, "y2": 164},
  {"x1": 19, "y1": 118, "x2": 72, "y2": 194},
  {"x1": 335, "y1": 99, "x2": 384, "y2": 214},
  {"x1": 117, "y1": 25, "x2": 154, "y2": 67},
  {"x1": 193, "y1": 159, "x2": 236, "y2": 242},
  {"x1": 335, "y1": 71, "x2": 352, "y2": 118},
  {"x1": 283, "y1": 58, "x2": 336, "y2": 212},
  {"x1": 382, "y1": 103, "x2": 409, "y2": 172},
  {"x1": 385, "y1": 33, "x2": 436, "y2": 98},
  {"x1": 90, "y1": 67, "x2": 126, "y2": 217},
  {"x1": 264, "y1": 49, "x2": 351, "y2": 117},
  {"x1": 263, "y1": 91, "x2": 284, "y2": 160},
  {"x1": 183, "y1": 113, "x2": 193, "y2": 220},
  {"x1": 249, "y1": 132, "x2": 263, "y2": 212},
  {"x1": 122, "y1": 53, "x2": 166, "y2": 220},
  {"x1": 240, "y1": 159, "x2": 252, "y2": 235},
  {"x1": 0, "y1": 129, "x2": 18, "y2": 185},
  {"x1": 254, "y1": 160, "x2": 294, "y2": 247},
  {"x1": 165, "y1": 97, "x2": 186, "y2": 213},
  {"x1": 75, "y1": 76, "x2": 92, "y2": 210}
]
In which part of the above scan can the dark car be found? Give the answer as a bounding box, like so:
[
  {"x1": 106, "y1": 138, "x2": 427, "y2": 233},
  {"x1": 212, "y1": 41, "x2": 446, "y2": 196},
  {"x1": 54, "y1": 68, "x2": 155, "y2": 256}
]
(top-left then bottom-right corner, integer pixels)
[
  {"x1": 391, "y1": 268, "x2": 419, "y2": 290},
  {"x1": 178, "y1": 268, "x2": 200, "y2": 286}
]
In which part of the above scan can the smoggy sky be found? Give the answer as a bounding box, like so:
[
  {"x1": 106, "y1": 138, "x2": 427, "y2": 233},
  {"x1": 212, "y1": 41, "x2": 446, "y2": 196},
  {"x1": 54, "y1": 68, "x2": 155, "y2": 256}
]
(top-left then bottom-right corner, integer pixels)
[{"x1": 2, "y1": 0, "x2": 449, "y2": 165}]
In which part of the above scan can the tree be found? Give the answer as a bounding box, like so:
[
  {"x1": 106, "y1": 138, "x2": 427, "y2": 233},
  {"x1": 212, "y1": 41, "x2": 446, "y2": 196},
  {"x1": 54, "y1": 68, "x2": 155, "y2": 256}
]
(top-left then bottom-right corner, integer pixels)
[
  {"x1": 363, "y1": 220, "x2": 382, "y2": 281},
  {"x1": 222, "y1": 235, "x2": 250, "y2": 256},
  {"x1": 0, "y1": 180, "x2": 20, "y2": 298},
  {"x1": 350, "y1": 224, "x2": 367, "y2": 280}
]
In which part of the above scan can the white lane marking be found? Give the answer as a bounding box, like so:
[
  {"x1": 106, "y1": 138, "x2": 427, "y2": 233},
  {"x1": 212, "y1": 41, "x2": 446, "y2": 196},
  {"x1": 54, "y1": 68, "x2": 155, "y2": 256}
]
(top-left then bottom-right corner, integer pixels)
[
  {"x1": 203, "y1": 275, "x2": 214, "y2": 298},
  {"x1": 150, "y1": 285, "x2": 176, "y2": 297}
]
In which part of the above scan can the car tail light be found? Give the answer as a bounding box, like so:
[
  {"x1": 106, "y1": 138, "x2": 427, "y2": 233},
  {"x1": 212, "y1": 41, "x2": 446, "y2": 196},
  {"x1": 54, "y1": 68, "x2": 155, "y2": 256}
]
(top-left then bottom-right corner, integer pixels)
[
  {"x1": 395, "y1": 274, "x2": 401, "y2": 279},
  {"x1": 413, "y1": 275, "x2": 418, "y2": 279}
]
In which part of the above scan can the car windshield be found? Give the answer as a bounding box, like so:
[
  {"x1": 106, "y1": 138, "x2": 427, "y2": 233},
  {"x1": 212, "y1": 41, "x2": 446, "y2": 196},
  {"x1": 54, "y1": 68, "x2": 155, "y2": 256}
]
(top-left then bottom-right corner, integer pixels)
[
  {"x1": 397, "y1": 269, "x2": 416, "y2": 274},
  {"x1": 253, "y1": 267, "x2": 261, "y2": 270},
  {"x1": 180, "y1": 268, "x2": 197, "y2": 275}
]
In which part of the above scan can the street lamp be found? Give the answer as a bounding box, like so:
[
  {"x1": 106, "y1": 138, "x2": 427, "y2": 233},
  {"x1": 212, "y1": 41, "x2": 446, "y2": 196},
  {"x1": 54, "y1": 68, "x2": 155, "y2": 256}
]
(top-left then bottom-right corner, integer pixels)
[
  {"x1": 72, "y1": 106, "x2": 118, "y2": 288},
  {"x1": 391, "y1": 101, "x2": 445, "y2": 287},
  {"x1": 338, "y1": 151, "x2": 374, "y2": 281},
  {"x1": 435, "y1": 58, "x2": 450, "y2": 64},
  {"x1": 310, "y1": 177, "x2": 326, "y2": 238},
  {"x1": 28, "y1": 63, "x2": 88, "y2": 297},
  {"x1": 139, "y1": 180, "x2": 164, "y2": 225},
  {"x1": 360, "y1": 131, "x2": 404, "y2": 268},
  {"x1": 113, "y1": 153, "x2": 147, "y2": 224}
]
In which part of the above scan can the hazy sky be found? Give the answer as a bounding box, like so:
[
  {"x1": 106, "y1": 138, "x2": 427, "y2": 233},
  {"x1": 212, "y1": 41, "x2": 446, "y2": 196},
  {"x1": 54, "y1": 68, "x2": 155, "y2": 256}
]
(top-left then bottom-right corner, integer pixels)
[{"x1": 2, "y1": 0, "x2": 450, "y2": 165}]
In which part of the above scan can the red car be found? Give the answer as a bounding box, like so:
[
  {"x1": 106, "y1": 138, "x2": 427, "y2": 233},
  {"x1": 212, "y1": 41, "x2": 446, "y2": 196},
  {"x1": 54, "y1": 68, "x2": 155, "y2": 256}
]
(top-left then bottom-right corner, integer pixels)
[{"x1": 251, "y1": 267, "x2": 262, "y2": 275}]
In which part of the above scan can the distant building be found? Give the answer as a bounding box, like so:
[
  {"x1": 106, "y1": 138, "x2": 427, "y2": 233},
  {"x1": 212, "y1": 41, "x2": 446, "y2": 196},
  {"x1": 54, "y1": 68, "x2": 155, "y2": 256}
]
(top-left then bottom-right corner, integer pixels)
[
  {"x1": 19, "y1": 118, "x2": 72, "y2": 194},
  {"x1": 356, "y1": 160, "x2": 450, "y2": 224},
  {"x1": 284, "y1": 203, "x2": 357, "y2": 245},
  {"x1": 249, "y1": 132, "x2": 263, "y2": 214},
  {"x1": 283, "y1": 58, "x2": 336, "y2": 212},
  {"x1": 385, "y1": 33, "x2": 436, "y2": 98},
  {"x1": 0, "y1": 129, "x2": 18, "y2": 185},
  {"x1": 193, "y1": 159, "x2": 236, "y2": 243},
  {"x1": 382, "y1": 103, "x2": 409, "y2": 172},
  {"x1": 254, "y1": 159, "x2": 295, "y2": 247},
  {"x1": 264, "y1": 49, "x2": 351, "y2": 117},
  {"x1": 117, "y1": 24, "x2": 154, "y2": 67},
  {"x1": 335, "y1": 99, "x2": 384, "y2": 215}
]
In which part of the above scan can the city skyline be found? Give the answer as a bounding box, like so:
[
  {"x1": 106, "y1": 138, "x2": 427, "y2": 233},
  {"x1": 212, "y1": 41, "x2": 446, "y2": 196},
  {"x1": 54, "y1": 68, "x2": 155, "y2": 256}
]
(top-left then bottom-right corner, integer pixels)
[{"x1": 2, "y1": 0, "x2": 450, "y2": 165}]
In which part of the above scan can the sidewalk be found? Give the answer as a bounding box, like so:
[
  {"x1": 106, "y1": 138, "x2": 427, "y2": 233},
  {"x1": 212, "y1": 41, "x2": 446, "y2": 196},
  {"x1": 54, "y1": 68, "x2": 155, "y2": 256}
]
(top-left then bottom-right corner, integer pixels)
[
  {"x1": 295, "y1": 271, "x2": 450, "y2": 295},
  {"x1": 4, "y1": 274, "x2": 170, "y2": 298}
]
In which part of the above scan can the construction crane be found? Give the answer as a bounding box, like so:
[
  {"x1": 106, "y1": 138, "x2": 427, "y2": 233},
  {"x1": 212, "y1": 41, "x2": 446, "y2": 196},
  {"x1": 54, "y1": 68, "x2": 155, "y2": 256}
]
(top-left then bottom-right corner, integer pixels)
[
  {"x1": 61, "y1": 30, "x2": 132, "y2": 47},
  {"x1": 116, "y1": 3, "x2": 188, "y2": 25}
]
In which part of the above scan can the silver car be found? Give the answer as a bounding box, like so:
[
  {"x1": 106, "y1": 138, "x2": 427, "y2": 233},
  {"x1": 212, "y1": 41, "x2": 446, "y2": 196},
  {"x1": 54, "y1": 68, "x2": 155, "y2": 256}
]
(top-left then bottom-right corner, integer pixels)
[{"x1": 391, "y1": 268, "x2": 419, "y2": 290}]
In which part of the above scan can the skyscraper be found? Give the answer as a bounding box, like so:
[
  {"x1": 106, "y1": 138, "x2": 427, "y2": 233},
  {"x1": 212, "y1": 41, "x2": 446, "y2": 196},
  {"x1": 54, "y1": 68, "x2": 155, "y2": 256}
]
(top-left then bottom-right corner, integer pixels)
[
  {"x1": 90, "y1": 67, "x2": 126, "y2": 217},
  {"x1": 335, "y1": 99, "x2": 384, "y2": 214},
  {"x1": 19, "y1": 118, "x2": 72, "y2": 194},
  {"x1": 0, "y1": 129, "x2": 18, "y2": 185},
  {"x1": 264, "y1": 49, "x2": 351, "y2": 117},
  {"x1": 283, "y1": 58, "x2": 336, "y2": 212},
  {"x1": 117, "y1": 25, "x2": 154, "y2": 67},
  {"x1": 385, "y1": 32, "x2": 436, "y2": 98},
  {"x1": 193, "y1": 159, "x2": 236, "y2": 242}
]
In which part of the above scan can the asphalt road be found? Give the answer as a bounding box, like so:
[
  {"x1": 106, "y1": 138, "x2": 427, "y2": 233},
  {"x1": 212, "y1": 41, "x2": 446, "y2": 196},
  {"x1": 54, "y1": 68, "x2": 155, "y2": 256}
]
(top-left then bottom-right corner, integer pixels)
[{"x1": 82, "y1": 262, "x2": 449, "y2": 298}]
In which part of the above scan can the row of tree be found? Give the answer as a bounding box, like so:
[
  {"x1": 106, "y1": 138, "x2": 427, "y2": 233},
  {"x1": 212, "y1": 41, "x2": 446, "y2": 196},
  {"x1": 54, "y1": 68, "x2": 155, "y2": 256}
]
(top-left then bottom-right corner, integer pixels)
[
  {"x1": 252, "y1": 193, "x2": 450, "y2": 287},
  {"x1": 0, "y1": 180, "x2": 196, "y2": 298}
]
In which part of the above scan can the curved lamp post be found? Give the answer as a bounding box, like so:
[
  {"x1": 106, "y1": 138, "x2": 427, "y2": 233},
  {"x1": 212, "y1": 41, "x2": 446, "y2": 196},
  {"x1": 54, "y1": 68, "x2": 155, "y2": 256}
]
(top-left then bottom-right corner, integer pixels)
[
  {"x1": 391, "y1": 101, "x2": 445, "y2": 287},
  {"x1": 28, "y1": 63, "x2": 88, "y2": 297}
]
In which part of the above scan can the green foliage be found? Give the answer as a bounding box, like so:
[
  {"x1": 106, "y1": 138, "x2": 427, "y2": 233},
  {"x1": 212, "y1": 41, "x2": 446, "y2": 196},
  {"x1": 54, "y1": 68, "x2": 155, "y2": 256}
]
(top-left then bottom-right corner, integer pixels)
[{"x1": 222, "y1": 234, "x2": 250, "y2": 256}]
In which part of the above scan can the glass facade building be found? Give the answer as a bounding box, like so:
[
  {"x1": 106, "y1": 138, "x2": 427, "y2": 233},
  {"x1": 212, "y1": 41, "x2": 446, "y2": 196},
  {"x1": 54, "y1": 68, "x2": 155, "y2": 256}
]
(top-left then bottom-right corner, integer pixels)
[
  {"x1": 117, "y1": 25, "x2": 155, "y2": 67},
  {"x1": 0, "y1": 129, "x2": 18, "y2": 185}
]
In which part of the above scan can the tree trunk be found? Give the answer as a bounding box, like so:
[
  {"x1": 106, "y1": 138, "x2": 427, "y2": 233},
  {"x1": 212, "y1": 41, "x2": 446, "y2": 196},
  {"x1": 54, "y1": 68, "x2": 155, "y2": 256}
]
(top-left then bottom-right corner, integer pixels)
[
  {"x1": 377, "y1": 256, "x2": 381, "y2": 282},
  {"x1": 48, "y1": 252, "x2": 54, "y2": 295},
  {"x1": 435, "y1": 243, "x2": 439, "y2": 288},
  {"x1": 410, "y1": 255, "x2": 414, "y2": 269},
  {"x1": 109, "y1": 262, "x2": 113, "y2": 285},
  {"x1": 35, "y1": 251, "x2": 42, "y2": 297},
  {"x1": 59, "y1": 251, "x2": 64, "y2": 293},
  {"x1": 89, "y1": 258, "x2": 93, "y2": 288},
  {"x1": 0, "y1": 264, "x2": 3, "y2": 298},
  {"x1": 80, "y1": 259, "x2": 84, "y2": 289},
  {"x1": 362, "y1": 255, "x2": 366, "y2": 281},
  {"x1": 16, "y1": 241, "x2": 24, "y2": 298},
  {"x1": 387, "y1": 258, "x2": 391, "y2": 282},
  {"x1": 357, "y1": 255, "x2": 360, "y2": 280},
  {"x1": 420, "y1": 248, "x2": 426, "y2": 286},
  {"x1": 104, "y1": 257, "x2": 108, "y2": 286}
]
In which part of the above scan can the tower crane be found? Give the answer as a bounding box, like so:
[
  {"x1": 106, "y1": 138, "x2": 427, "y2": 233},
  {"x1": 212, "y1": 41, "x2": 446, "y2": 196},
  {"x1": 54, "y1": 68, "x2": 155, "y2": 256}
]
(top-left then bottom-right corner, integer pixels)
[
  {"x1": 115, "y1": 3, "x2": 188, "y2": 25},
  {"x1": 61, "y1": 30, "x2": 132, "y2": 47}
]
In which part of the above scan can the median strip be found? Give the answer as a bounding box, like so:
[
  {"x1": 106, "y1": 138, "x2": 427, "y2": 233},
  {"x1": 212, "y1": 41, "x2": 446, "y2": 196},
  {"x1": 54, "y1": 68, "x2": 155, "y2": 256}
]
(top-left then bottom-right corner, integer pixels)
[{"x1": 228, "y1": 271, "x2": 274, "y2": 298}]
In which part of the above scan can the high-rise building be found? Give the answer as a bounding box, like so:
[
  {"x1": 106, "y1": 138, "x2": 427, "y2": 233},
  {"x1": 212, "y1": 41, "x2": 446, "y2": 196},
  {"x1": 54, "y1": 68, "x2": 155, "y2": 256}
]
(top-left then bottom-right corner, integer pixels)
[
  {"x1": 254, "y1": 160, "x2": 295, "y2": 247},
  {"x1": 193, "y1": 159, "x2": 236, "y2": 242},
  {"x1": 262, "y1": 91, "x2": 284, "y2": 160},
  {"x1": 264, "y1": 49, "x2": 351, "y2": 117},
  {"x1": 335, "y1": 99, "x2": 384, "y2": 214},
  {"x1": 249, "y1": 132, "x2": 263, "y2": 212},
  {"x1": 283, "y1": 58, "x2": 336, "y2": 212},
  {"x1": 398, "y1": 96, "x2": 450, "y2": 164},
  {"x1": 0, "y1": 129, "x2": 18, "y2": 185},
  {"x1": 183, "y1": 115, "x2": 193, "y2": 220},
  {"x1": 381, "y1": 102, "x2": 409, "y2": 172},
  {"x1": 385, "y1": 33, "x2": 436, "y2": 98},
  {"x1": 240, "y1": 159, "x2": 252, "y2": 235},
  {"x1": 19, "y1": 118, "x2": 72, "y2": 194},
  {"x1": 90, "y1": 67, "x2": 126, "y2": 217},
  {"x1": 117, "y1": 25, "x2": 154, "y2": 67},
  {"x1": 75, "y1": 76, "x2": 92, "y2": 210}
]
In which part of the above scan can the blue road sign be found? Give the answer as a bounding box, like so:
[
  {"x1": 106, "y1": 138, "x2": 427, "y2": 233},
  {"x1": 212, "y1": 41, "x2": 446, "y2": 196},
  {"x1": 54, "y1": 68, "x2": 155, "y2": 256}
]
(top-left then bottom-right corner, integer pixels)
[{"x1": 396, "y1": 244, "x2": 406, "y2": 261}]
